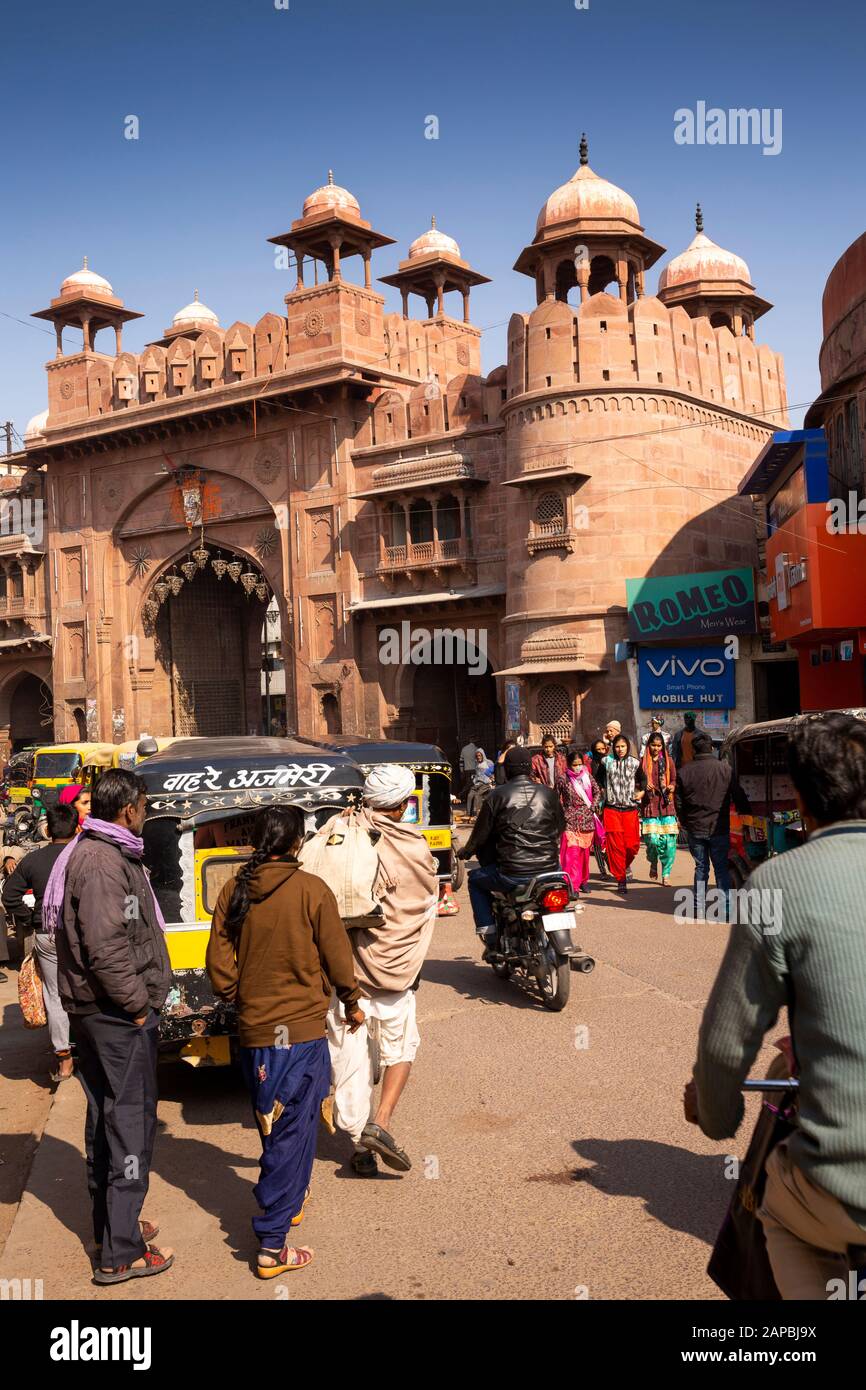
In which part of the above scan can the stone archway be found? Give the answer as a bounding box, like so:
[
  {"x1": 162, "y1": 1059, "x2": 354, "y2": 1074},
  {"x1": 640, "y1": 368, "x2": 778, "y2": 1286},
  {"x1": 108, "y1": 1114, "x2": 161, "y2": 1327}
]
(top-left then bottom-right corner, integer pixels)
[
  {"x1": 1, "y1": 670, "x2": 53, "y2": 751},
  {"x1": 144, "y1": 547, "x2": 271, "y2": 737}
]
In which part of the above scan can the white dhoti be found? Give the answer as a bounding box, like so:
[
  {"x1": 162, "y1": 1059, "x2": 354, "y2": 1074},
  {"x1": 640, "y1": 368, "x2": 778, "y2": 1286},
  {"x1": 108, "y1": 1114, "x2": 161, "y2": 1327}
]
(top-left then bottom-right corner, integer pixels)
[{"x1": 326, "y1": 989, "x2": 420, "y2": 1145}]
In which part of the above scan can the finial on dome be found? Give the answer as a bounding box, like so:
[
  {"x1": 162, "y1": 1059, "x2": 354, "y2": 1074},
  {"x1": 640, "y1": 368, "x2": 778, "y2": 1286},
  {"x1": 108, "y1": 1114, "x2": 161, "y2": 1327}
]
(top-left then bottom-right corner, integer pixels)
[
  {"x1": 83, "y1": 255, "x2": 88, "y2": 270},
  {"x1": 695, "y1": 202, "x2": 704, "y2": 234},
  {"x1": 431, "y1": 215, "x2": 436, "y2": 229},
  {"x1": 579, "y1": 133, "x2": 588, "y2": 166},
  {"x1": 328, "y1": 169, "x2": 334, "y2": 185},
  {"x1": 194, "y1": 288, "x2": 199, "y2": 301}
]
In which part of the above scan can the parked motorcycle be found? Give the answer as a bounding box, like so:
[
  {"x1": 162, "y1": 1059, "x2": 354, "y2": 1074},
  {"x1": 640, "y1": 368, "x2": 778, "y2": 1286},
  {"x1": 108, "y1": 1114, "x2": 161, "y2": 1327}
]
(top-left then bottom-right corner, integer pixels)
[
  {"x1": 485, "y1": 870, "x2": 594, "y2": 1011},
  {"x1": 1, "y1": 791, "x2": 48, "y2": 846}
]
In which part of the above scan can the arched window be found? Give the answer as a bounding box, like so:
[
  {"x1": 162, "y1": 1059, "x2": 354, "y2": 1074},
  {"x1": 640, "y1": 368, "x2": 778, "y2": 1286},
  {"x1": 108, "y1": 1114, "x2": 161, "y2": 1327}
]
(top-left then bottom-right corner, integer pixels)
[
  {"x1": 9, "y1": 565, "x2": 24, "y2": 599},
  {"x1": 384, "y1": 502, "x2": 407, "y2": 548},
  {"x1": 409, "y1": 499, "x2": 433, "y2": 545},
  {"x1": 321, "y1": 692, "x2": 341, "y2": 735},
  {"x1": 536, "y1": 683, "x2": 572, "y2": 742},
  {"x1": 72, "y1": 706, "x2": 87, "y2": 740},
  {"x1": 534, "y1": 491, "x2": 565, "y2": 534},
  {"x1": 588, "y1": 255, "x2": 617, "y2": 296},
  {"x1": 710, "y1": 311, "x2": 732, "y2": 331},
  {"x1": 437, "y1": 493, "x2": 461, "y2": 543}
]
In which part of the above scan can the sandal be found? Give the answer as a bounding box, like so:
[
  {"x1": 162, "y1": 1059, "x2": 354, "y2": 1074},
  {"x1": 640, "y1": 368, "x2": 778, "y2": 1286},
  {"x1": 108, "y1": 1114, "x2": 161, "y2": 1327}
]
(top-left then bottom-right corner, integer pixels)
[
  {"x1": 350, "y1": 1150, "x2": 378, "y2": 1177},
  {"x1": 95, "y1": 1219, "x2": 159, "y2": 1261},
  {"x1": 290, "y1": 1187, "x2": 310, "y2": 1227},
  {"x1": 256, "y1": 1244, "x2": 314, "y2": 1279},
  {"x1": 649, "y1": 864, "x2": 658, "y2": 880},
  {"x1": 360, "y1": 1122, "x2": 411, "y2": 1172},
  {"x1": 93, "y1": 1244, "x2": 173, "y2": 1285},
  {"x1": 50, "y1": 1051, "x2": 75, "y2": 1083}
]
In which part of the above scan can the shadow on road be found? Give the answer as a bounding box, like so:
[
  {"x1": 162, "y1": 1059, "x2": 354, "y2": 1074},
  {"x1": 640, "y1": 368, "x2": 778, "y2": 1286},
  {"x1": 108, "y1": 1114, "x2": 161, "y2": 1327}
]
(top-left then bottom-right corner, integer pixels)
[
  {"x1": 421, "y1": 954, "x2": 548, "y2": 1011},
  {"x1": 569, "y1": 1137, "x2": 727, "y2": 1245}
]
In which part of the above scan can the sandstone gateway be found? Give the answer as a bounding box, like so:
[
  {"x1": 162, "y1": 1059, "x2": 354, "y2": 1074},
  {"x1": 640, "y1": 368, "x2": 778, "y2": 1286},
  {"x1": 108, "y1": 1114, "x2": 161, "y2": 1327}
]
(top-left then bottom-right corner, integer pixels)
[{"x1": 18, "y1": 142, "x2": 787, "y2": 760}]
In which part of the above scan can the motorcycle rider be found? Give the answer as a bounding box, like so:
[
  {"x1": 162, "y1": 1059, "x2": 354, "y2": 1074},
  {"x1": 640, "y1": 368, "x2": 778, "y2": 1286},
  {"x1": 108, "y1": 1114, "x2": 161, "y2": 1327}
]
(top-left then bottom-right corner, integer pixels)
[{"x1": 458, "y1": 746, "x2": 565, "y2": 951}]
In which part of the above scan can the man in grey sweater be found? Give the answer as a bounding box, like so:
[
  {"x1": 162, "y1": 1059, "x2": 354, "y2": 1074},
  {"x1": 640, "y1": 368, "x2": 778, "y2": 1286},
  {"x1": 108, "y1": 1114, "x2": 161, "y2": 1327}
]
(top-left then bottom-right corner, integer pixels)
[{"x1": 685, "y1": 711, "x2": 866, "y2": 1299}]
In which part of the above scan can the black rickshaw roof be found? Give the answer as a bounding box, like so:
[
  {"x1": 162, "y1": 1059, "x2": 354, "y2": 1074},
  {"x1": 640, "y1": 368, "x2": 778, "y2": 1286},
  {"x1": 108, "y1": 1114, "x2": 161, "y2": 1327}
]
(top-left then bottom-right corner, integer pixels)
[
  {"x1": 309, "y1": 735, "x2": 451, "y2": 771},
  {"x1": 137, "y1": 736, "x2": 365, "y2": 821},
  {"x1": 721, "y1": 708, "x2": 866, "y2": 755}
]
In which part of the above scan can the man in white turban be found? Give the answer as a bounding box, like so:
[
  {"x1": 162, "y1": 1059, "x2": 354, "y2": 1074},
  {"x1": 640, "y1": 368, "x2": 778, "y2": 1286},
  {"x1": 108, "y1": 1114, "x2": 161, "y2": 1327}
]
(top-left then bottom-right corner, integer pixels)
[{"x1": 326, "y1": 763, "x2": 438, "y2": 1176}]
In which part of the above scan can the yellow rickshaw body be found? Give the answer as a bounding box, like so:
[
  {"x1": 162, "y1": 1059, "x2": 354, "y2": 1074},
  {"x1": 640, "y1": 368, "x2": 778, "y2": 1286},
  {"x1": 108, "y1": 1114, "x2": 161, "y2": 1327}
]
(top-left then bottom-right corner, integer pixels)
[{"x1": 32, "y1": 743, "x2": 116, "y2": 805}]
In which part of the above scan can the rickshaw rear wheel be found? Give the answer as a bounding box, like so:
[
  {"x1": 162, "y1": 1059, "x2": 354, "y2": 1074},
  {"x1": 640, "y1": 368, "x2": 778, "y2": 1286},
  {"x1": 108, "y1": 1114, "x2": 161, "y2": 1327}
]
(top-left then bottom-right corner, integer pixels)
[{"x1": 451, "y1": 856, "x2": 465, "y2": 891}]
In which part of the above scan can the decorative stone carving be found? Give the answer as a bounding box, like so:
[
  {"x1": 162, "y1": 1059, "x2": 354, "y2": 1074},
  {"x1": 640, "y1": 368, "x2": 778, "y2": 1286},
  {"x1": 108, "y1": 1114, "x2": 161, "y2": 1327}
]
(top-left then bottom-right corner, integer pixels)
[
  {"x1": 304, "y1": 309, "x2": 325, "y2": 338},
  {"x1": 254, "y1": 450, "x2": 281, "y2": 485}
]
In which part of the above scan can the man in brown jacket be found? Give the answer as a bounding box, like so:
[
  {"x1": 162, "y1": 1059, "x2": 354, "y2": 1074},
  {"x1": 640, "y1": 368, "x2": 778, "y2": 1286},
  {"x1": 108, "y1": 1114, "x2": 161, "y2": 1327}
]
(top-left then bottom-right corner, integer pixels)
[{"x1": 53, "y1": 769, "x2": 174, "y2": 1284}]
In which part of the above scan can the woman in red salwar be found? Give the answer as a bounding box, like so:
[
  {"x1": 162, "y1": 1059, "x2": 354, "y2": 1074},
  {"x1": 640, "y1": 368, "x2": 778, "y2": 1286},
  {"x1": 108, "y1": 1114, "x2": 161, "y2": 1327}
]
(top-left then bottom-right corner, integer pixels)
[
  {"x1": 602, "y1": 734, "x2": 646, "y2": 895},
  {"x1": 555, "y1": 748, "x2": 603, "y2": 898}
]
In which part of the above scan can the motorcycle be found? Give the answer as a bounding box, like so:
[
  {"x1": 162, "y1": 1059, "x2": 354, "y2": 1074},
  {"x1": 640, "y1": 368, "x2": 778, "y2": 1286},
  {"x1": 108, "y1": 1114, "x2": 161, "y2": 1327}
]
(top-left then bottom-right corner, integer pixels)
[
  {"x1": 486, "y1": 870, "x2": 594, "y2": 1011},
  {"x1": 1, "y1": 790, "x2": 48, "y2": 846}
]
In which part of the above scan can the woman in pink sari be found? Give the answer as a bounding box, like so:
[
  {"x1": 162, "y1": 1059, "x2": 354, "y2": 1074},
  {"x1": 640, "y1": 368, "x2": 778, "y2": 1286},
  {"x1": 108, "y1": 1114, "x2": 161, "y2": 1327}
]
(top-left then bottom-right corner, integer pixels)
[{"x1": 555, "y1": 748, "x2": 603, "y2": 897}]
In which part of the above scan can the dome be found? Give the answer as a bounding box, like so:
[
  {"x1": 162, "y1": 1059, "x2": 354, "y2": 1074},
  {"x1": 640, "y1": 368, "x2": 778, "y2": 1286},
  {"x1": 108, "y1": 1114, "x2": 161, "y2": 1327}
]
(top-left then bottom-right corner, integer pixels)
[
  {"x1": 659, "y1": 211, "x2": 751, "y2": 291},
  {"x1": 24, "y1": 409, "x2": 48, "y2": 440},
  {"x1": 60, "y1": 257, "x2": 113, "y2": 297},
  {"x1": 172, "y1": 289, "x2": 219, "y2": 328},
  {"x1": 408, "y1": 217, "x2": 461, "y2": 260},
  {"x1": 302, "y1": 170, "x2": 361, "y2": 219},
  {"x1": 536, "y1": 137, "x2": 640, "y2": 234}
]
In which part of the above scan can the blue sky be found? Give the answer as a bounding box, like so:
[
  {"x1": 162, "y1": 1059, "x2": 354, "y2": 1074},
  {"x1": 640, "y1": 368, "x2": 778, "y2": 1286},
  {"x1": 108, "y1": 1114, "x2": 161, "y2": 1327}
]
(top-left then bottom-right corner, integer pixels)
[{"x1": 3, "y1": 0, "x2": 864, "y2": 439}]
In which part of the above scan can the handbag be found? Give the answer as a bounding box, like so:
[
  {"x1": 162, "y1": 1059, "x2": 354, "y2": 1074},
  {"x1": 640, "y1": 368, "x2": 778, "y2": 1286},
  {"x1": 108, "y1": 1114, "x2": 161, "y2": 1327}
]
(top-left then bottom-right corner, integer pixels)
[
  {"x1": 297, "y1": 810, "x2": 380, "y2": 918},
  {"x1": 18, "y1": 951, "x2": 47, "y2": 1029},
  {"x1": 706, "y1": 1051, "x2": 797, "y2": 1301}
]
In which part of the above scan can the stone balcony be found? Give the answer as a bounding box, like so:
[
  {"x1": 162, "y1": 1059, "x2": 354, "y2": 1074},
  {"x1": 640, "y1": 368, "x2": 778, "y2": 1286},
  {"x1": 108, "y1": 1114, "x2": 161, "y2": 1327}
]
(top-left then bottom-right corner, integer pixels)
[
  {"x1": 377, "y1": 537, "x2": 474, "y2": 589},
  {"x1": 525, "y1": 521, "x2": 578, "y2": 554}
]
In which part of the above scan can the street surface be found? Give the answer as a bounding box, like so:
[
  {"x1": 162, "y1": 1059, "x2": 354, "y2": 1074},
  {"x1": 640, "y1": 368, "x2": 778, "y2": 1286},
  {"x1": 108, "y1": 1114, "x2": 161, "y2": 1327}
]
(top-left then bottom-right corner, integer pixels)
[{"x1": 0, "y1": 849, "x2": 783, "y2": 1301}]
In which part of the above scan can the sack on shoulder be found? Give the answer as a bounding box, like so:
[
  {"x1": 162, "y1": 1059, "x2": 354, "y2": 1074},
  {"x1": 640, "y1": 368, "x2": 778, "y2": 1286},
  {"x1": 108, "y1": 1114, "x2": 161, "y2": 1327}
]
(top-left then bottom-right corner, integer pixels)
[
  {"x1": 297, "y1": 811, "x2": 380, "y2": 918},
  {"x1": 18, "y1": 951, "x2": 47, "y2": 1029}
]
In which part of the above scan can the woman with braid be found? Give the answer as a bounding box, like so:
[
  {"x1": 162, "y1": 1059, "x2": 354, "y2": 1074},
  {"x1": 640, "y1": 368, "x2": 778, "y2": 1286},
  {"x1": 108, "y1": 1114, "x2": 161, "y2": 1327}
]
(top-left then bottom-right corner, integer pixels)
[{"x1": 207, "y1": 805, "x2": 364, "y2": 1278}]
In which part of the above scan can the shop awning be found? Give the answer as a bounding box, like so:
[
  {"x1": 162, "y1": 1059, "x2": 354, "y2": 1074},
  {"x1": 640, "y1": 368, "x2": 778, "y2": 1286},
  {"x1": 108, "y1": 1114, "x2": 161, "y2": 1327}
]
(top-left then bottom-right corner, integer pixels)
[{"x1": 348, "y1": 584, "x2": 505, "y2": 613}]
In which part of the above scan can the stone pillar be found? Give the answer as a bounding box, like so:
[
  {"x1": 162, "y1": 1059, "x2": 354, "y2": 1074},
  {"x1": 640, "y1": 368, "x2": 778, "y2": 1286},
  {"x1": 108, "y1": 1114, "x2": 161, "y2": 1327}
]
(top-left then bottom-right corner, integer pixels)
[
  {"x1": 461, "y1": 288, "x2": 470, "y2": 323},
  {"x1": 328, "y1": 234, "x2": 342, "y2": 282},
  {"x1": 433, "y1": 272, "x2": 445, "y2": 317},
  {"x1": 636, "y1": 268, "x2": 645, "y2": 299},
  {"x1": 616, "y1": 258, "x2": 628, "y2": 302},
  {"x1": 55, "y1": 323, "x2": 64, "y2": 357},
  {"x1": 401, "y1": 288, "x2": 409, "y2": 320},
  {"x1": 295, "y1": 253, "x2": 305, "y2": 291},
  {"x1": 363, "y1": 250, "x2": 372, "y2": 289},
  {"x1": 115, "y1": 324, "x2": 123, "y2": 355},
  {"x1": 81, "y1": 316, "x2": 92, "y2": 351}
]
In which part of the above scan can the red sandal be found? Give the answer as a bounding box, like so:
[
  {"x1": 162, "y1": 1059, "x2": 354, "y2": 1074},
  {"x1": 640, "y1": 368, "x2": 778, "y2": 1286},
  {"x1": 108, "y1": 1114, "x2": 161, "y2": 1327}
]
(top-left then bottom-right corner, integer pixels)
[{"x1": 93, "y1": 1244, "x2": 174, "y2": 1285}]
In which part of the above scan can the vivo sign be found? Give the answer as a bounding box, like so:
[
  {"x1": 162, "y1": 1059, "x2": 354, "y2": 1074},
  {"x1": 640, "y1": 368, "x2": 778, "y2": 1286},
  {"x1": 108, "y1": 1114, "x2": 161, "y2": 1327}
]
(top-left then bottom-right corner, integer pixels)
[{"x1": 638, "y1": 644, "x2": 735, "y2": 709}]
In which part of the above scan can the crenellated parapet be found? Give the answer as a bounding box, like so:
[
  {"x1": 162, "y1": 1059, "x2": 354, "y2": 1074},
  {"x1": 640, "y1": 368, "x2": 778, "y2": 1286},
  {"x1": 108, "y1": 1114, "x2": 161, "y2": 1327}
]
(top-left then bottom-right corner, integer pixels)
[{"x1": 506, "y1": 293, "x2": 786, "y2": 425}]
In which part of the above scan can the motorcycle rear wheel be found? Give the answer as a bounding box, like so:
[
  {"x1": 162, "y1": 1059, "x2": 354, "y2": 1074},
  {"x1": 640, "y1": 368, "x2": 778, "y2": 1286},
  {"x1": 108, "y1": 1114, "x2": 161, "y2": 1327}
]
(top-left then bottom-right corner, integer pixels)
[{"x1": 538, "y1": 949, "x2": 571, "y2": 1011}]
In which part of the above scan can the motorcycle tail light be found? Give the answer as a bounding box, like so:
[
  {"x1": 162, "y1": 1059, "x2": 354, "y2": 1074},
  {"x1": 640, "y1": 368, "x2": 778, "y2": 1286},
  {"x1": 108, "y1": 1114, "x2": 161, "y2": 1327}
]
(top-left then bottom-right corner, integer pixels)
[{"x1": 541, "y1": 887, "x2": 570, "y2": 911}]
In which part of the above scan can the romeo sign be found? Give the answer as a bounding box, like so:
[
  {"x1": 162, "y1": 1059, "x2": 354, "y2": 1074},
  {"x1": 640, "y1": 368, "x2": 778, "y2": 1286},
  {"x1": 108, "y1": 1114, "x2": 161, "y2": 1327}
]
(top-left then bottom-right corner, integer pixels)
[
  {"x1": 626, "y1": 568, "x2": 756, "y2": 640},
  {"x1": 638, "y1": 644, "x2": 736, "y2": 709}
]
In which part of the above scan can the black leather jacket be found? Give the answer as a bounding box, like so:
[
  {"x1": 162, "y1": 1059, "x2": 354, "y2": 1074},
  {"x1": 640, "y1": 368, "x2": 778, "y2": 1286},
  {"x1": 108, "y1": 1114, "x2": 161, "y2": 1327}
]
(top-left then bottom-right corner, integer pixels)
[{"x1": 460, "y1": 775, "x2": 565, "y2": 876}]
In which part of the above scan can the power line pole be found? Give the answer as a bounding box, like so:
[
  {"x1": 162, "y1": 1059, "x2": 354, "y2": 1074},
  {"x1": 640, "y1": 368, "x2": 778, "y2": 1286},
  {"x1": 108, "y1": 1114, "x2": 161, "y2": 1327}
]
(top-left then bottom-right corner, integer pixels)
[{"x1": 4, "y1": 422, "x2": 12, "y2": 458}]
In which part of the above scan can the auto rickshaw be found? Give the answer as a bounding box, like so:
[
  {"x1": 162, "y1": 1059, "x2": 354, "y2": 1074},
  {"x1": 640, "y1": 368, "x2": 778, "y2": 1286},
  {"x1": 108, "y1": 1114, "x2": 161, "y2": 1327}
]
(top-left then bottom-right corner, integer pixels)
[
  {"x1": 111, "y1": 736, "x2": 189, "y2": 770},
  {"x1": 3, "y1": 747, "x2": 37, "y2": 805},
  {"x1": 720, "y1": 708, "x2": 866, "y2": 885},
  {"x1": 309, "y1": 736, "x2": 463, "y2": 911},
  {"x1": 31, "y1": 742, "x2": 115, "y2": 808},
  {"x1": 136, "y1": 736, "x2": 366, "y2": 1066}
]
